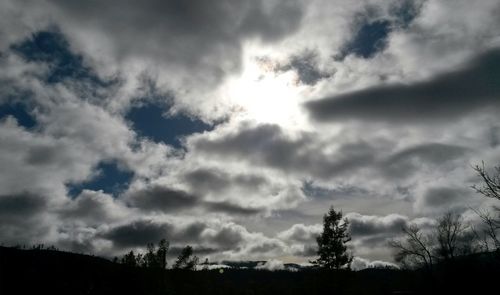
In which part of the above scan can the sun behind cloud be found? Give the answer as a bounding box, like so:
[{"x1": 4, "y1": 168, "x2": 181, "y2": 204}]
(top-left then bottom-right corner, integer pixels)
[{"x1": 225, "y1": 50, "x2": 307, "y2": 128}]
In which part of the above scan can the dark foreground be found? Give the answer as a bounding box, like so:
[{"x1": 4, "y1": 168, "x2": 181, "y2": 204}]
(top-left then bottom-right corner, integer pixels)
[{"x1": 1, "y1": 246, "x2": 499, "y2": 295}]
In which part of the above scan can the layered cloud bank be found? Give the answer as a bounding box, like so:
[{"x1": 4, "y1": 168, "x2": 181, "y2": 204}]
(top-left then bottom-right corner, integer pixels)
[{"x1": 0, "y1": 0, "x2": 499, "y2": 265}]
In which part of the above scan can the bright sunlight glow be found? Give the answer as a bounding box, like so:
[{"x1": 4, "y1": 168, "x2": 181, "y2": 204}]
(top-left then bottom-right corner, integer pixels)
[{"x1": 226, "y1": 53, "x2": 306, "y2": 128}]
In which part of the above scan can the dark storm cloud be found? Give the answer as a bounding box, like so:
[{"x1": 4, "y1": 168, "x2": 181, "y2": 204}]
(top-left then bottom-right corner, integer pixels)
[
  {"x1": 0, "y1": 193, "x2": 51, "y2": 245},
  {"x1": 57, "y1": 190, "x2": 121, "y2": 224},
  {"x1": 346, "y1": 213, "x2": 428, "y2": 250},
  {"x1": 347, "y1": 213, "x2": 436, "y2": 250},
  {"x1": 178, "y1": 222, "x2": 207, "y2": 242},
  {"x1": 248, "y1": 240, "x2": 283, "y2": 254},
  {"x1": 194, "y1": 124, "x2": 291, "y2": 158},
  {"x1": 388, "y1": 143, "x2": 468, "y2": 164},
  {"x1": 277, "y1": 50, "x2": 332, "y2": 85},
  {"x1": 206, "y1": 201, "x2": 263, "y2": 216},
  {"x1": 421, "y1": 187, "x2": 470, "y2": 208},
  {"x1": 487, "y1": 125, "x2": 500, "y2": 147},
  {"x1": 0, "y1": 193, "x2": 47, "y2": 220},
  {"x1": 291, "y1": 244, "x2": 317, "y2": 257},
  {"x1": 127, "y1": 184, "x2": 263, "y2": 216},
  {"x1": 210, "y1": 226, "x2": 246, "y2": 249},
  {"x1": 307, "y1": 48, "x2": 500, "y2": 123},
  {"x1": 380, "y1": 143, "x2": 469, "y2": 178},
  {"x1": 356, "y1": 235, "x2": 394, "y2": 249},
  {"x1": 24, "y1": 145, "x2": 59, "y2": 166},
  {"x1": 59, "y1": 194, "x2": 107, "y2": 220},
  {"x1": 48, "y1": 0, "x2": 304, "y2": 83},
  {"x1": 102, "y1": 220, "x2": 207, "y2": 249},
  {"x1": 101, "y1": 219, "x2": 175, "y2": 248},
  {"x1": 193, "y1": 123, "x2": 378, "y2": 178},
  {"x1": 126, "y1": 186, "x2": 198, "y2": 212},
  {"x1": 101, "y1": 219, "x2": 263, "y2": 253},
  {"x1": 183, "y1": 169, "x2": 232, "y2": 193},
  {"x1": 184, "y1": 168, "x2": 267, "y2": 193},
  {"x1": 348, "y1": 213, "x2": 408, "y2": 237}
]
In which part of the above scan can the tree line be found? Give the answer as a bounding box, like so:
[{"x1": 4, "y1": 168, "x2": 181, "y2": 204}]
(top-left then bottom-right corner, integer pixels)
[{"x1": 116, "y1": 240, "x2": 199, "y2": 270}]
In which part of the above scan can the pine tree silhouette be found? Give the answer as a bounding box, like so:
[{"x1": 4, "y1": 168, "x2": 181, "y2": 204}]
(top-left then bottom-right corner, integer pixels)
[{"x1": 311, "y1": 206, "x2": 353, "y2": 269}]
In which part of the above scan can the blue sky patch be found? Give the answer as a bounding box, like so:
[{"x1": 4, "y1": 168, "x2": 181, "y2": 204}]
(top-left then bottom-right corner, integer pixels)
[
  {"x1": 302, "y1": 181, "x2": 369, "y2": 200},
  {"x1": 126, "y1": 103, "x2": 213, "y2": 149},
  {"x1": 337, "y1": 19, "x2": 392, "y2": 60},
  {"x1": 67, "y1": 162, "x2": 134, "y2": 198},
  {"x1": 11, "y1": 30, "x2": 111, "y2": 87},
  {"x1": 0, "y1": 102, "x2": 36, "y2": 129},
  {"x1": 301, "y1": 181, "x2": 333, "y2": 199}
]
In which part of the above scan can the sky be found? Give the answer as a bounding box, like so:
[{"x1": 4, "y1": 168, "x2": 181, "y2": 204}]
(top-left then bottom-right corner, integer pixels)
[{"x1": 0, "y1": 0, "x2": 499, "y2": 267}]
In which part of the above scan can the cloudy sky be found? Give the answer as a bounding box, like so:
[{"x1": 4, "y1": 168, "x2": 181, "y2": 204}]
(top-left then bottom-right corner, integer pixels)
[{"x1": 1, "y1": 0, "x2": 499, "y2": 266}]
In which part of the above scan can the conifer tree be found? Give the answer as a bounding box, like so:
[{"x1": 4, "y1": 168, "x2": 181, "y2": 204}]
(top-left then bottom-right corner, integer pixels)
[{"x1": 312, "y1": 206, "x2": 353, "y2": 269}]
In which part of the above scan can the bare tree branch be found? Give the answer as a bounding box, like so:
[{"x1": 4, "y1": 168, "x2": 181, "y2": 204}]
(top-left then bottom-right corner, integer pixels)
[
  {"x1": 471, "y1": 162, "x2": 500, "y2": 200},
  {"x1": 471, "y1": 207, "x2": 500, "y2": 251},
  {"x1": 389, "y1": 224, "x2": 435, "y2": 270}
]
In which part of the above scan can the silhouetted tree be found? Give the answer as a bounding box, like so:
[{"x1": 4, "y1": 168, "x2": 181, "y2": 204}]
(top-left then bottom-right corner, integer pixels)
[
  {"x1": 156, "y1": 239, "x2": 169, "y2": 269},
  {"x1": 472, "y1": 208, "x2": 500, "y2": 251},
  {"x1": 144, "y1": 242, "x2": 160, "y2": 268},
  {"x1": 118, "y1": 239, "x2": 170, "y2": 269},
  {"x1": 390, "y1": 212, "x2": 476, "y2": 269},
  {"x1": 472, "y1": 162, "x2": 500, "y2": 251},
  {"x1": 389, "y1": 224, "x2": 435, "y2": 270},
  {"x1": 472, "y1": 162, "x2": 500, "y2": 200},
  {"x1": 173, "y1": 245, "x2": 199, "y2": 270},
  {"x1": 32, "y1": 243, "x2": 45, "y2": 250},
  {"x1": 201, "y1": 258, "x2": 210, "y2": 270},
  {"x1": 135, "y1": 252, "x2": 145, "y2": 267},
  {"x1": 311, "y1": 206, "x2": 352, "y2": 269},
  {"x1": 435, "y1": 212, "x2": 474, "y2": 260},
  {"x1": 121, "y1": 250, "x2": 138, "y2": 267}
]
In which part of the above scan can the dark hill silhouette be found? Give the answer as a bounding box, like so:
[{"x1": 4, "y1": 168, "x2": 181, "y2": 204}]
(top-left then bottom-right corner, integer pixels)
[
  {"x1": 1, "y1": 246, "x2": 499, "y2": 295},
  {"x1": 0, "y1": 246, "x2": 167, "y2": 295}
]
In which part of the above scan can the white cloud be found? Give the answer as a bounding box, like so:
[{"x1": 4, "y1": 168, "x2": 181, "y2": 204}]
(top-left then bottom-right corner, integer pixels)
[
  {"x1": 277, "y1": 223, "x2": 322, "y2": 243},
  {"x1": 351, "y1": 257, "x2": 398, "y2": 271},
  {"x1": 255, "y1": 259, "x2": 286, "y2": 271}
]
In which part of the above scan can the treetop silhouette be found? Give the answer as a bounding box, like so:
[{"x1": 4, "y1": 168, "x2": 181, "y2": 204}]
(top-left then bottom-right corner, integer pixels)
[{"x1": 311, "y1": 205, "x2": 353, "y2": 270}]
